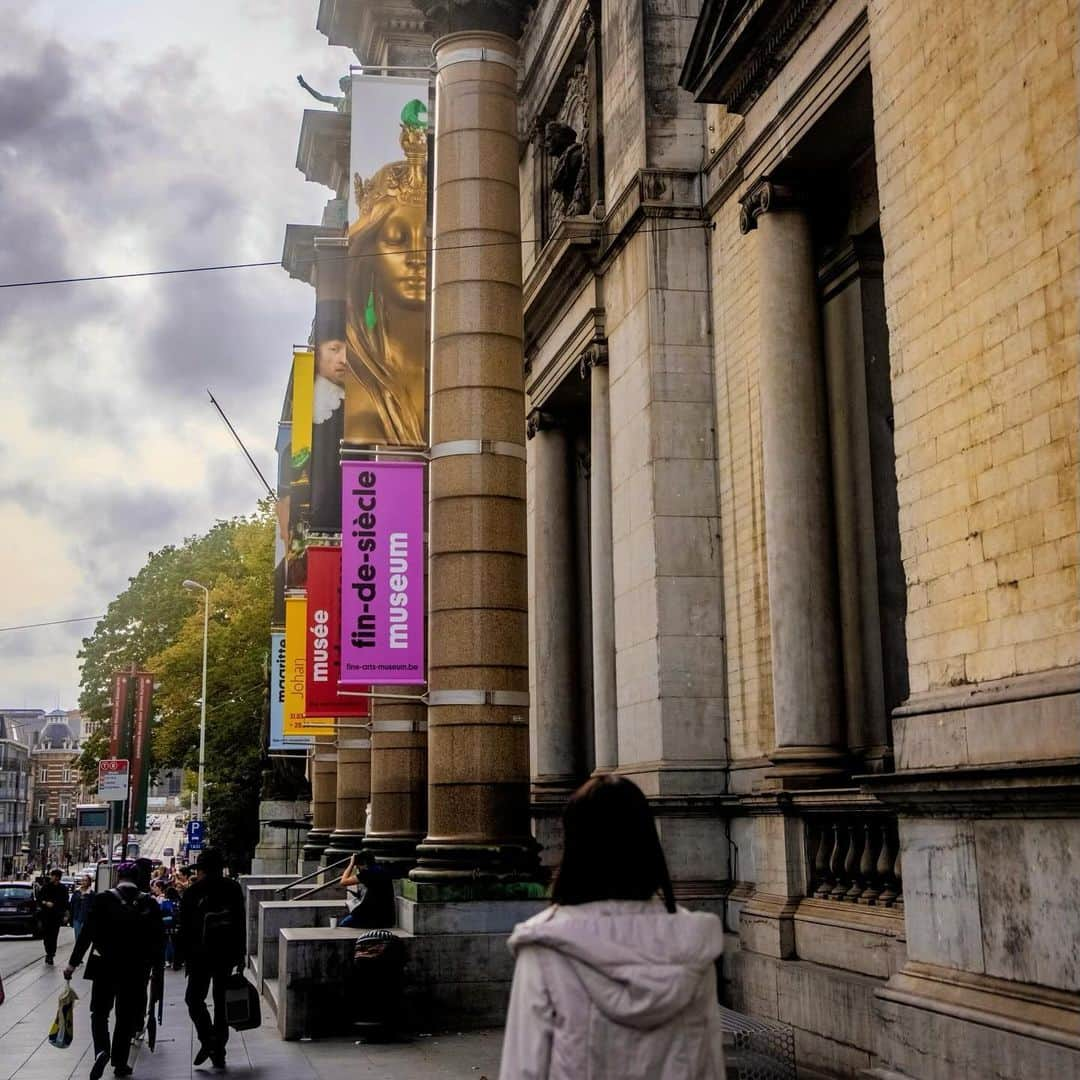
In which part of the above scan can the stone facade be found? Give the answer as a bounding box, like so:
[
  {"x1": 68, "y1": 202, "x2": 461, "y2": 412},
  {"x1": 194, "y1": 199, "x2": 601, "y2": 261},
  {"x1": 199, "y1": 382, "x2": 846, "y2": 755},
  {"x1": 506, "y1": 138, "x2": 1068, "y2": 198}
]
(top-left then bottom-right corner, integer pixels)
[{"x1": 280, "y1": 0, "x2": 1079, "y2": 1073}]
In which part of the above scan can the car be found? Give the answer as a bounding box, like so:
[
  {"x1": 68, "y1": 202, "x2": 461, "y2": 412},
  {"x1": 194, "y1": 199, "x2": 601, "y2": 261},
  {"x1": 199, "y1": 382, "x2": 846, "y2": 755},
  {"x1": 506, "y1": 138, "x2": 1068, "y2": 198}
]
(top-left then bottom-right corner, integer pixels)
[
  {"x1": 162, "y1": 847, "x2": 175, "y2": 858},
  {"x1": 0, "y1": 882, "x2": 41, "y2": 937},
  {"x1": 151, "y1": 823, "x2": 161, "y2": 831}
]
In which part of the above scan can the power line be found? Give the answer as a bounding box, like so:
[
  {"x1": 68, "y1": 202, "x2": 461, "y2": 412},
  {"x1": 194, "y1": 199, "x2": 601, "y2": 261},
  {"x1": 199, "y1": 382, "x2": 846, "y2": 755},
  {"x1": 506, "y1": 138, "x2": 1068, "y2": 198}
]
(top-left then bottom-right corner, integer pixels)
[
  {"x1": 0, "y1": 615, "x2": 104, "y2": 634},
  {"x1": 207, "y1": 389, "x2": 276, "y2": 500},
  {"x1": 0, "y1": 221, "x2": 711, "y2": 290}
]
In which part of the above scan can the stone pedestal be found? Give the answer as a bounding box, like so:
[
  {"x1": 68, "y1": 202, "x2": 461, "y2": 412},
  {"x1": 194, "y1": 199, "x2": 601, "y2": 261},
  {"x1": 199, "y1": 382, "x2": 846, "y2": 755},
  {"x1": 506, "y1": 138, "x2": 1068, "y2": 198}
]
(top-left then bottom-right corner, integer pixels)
[
  {"x1": 742, "y1": 180, "x2": 845, "y2": 785},
  {"x1": 251, "y1": 800, "x2": 310, "y2": 875},
  {"x1": 364, "y1": 688, "x2": 427, "y2": 877},
  {"x1": 301, "y1": 738, "x2": 337, "y2": 864},
  {"x1": 412, "y1": 16, "x2": 537, "y2": 883},
  {"x1": 323, "y1": 734, "x2": 370, "y2": 864}
]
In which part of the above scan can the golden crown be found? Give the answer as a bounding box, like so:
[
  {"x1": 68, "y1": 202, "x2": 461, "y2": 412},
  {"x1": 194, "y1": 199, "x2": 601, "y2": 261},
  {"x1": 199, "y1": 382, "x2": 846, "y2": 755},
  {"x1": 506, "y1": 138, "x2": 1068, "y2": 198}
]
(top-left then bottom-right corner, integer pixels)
[{"x1": 353, "y1": 119, "x2": 428, "y2": 221}]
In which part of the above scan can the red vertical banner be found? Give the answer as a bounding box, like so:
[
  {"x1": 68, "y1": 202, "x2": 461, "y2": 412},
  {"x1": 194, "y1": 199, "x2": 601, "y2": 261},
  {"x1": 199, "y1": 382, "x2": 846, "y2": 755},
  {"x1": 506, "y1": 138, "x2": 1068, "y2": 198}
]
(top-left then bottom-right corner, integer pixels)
[
  {"x1": 306, "y1": 545, "x2": 370, "y2": 718},
  {"x1": 109, "y1": 672, "x2": 130, "y2": 759},
  {"x1": 130, "y1": 673, "x2": 153, "y2": 835}
]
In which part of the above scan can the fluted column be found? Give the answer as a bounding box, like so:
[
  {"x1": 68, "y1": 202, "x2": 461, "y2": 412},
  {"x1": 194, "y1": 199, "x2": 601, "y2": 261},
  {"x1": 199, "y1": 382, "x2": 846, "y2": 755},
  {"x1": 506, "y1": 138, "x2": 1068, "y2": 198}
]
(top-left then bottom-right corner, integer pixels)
[
  {"x1": 741, "y1": 179, "x2": 845, "y2": 785},
  {"x1": 323, "y1": 732, "x2": 370, "y2": 863},
  {"x1": 527, "y1": 411, "x2": 582, "y2": 796},
  {"x1": 301, "y1": 738, "x2": 338, "y2": 864},
  {"x1": 583, "y1": 345, "x2": 618, "y2": 772},
  {"x1": 411, "y1": 5, "x2": 537, "y2": 882},
  {"x1": 363, "y1": 689, "x2": 427, "y2": 877}
]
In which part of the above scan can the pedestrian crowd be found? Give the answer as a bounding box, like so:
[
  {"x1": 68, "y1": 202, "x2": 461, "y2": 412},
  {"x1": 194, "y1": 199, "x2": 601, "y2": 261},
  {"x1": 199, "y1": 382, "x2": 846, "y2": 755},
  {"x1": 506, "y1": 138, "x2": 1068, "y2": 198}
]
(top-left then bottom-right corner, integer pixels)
[
  {"x1": 17, "y1": 777, "x2": 726, "y2": 1080},
  {"x1": 20, "y1": 850, "x2": 247, "y2": 1078}
]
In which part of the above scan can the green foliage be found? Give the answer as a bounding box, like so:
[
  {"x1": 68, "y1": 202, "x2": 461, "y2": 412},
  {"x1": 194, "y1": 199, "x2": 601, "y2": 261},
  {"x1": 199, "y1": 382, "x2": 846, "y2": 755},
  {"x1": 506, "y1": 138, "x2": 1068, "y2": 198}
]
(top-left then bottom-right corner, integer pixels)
[
  {"x1": 77, "y1": 502, "x2": 275, "y2": 870},
  {"x1": 76, "y1": 727, "x2": 110, "y2": 789}
]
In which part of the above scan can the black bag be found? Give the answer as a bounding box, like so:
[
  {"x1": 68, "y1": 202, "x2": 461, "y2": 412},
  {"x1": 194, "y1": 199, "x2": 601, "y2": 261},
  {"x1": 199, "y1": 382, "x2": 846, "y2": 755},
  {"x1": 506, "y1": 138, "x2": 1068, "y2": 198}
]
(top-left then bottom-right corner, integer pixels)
[{"x1": 222, "y1": 972, "x2": 261, "y2": 1032}]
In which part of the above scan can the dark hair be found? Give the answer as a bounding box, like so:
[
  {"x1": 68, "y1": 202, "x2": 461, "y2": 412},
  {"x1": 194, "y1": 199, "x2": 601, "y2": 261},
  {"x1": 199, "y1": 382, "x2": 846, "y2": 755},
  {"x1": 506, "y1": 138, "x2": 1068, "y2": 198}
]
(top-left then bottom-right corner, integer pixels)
[
  {"x1": 195, "y1": 848, "x2": 225, "y2": 875},
  {"x1": 551, "y1": 775, "x2": 676, "y2": 913}
]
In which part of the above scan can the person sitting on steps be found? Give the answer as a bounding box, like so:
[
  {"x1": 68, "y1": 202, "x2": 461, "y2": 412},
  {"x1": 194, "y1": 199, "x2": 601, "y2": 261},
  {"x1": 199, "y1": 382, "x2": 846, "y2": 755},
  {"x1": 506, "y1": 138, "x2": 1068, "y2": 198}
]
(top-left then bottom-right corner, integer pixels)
[{"x1": 338, "y1": 851, "x2": 395, "y2": 929}]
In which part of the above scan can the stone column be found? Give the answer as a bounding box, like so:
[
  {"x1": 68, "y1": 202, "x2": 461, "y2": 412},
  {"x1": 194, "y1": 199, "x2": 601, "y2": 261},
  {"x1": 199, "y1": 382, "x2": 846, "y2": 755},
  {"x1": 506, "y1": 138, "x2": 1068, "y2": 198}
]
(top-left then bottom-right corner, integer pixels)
[
  {"x1": 741, "y1": 180, "x2": 845, "y2": 785},
  {"x1": 411, "y1": 2, "x2": 537, "y2": 883},
  {"x1": 527, "y1": 411, "x2": 583, "y2": 796},
  {"x1": 363, "y1": 689, "x2": 427, "y2": 877},
  {"x1": 301, "y1": 738, "x2": 337, "y2": 866},
  {"x1": 323, "y1": 732, "x2": 370, "y2": 864},
  {"x1": 583, "y1": 344, "x2": 618, "y2": 773}
]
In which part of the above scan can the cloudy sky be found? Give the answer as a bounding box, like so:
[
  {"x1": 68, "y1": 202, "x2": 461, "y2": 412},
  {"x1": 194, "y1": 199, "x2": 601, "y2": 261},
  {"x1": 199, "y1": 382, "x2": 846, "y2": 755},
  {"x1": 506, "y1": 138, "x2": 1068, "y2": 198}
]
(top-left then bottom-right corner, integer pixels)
[{"x1": 0, "y1": 1, "x2": 353, "y2": 709}]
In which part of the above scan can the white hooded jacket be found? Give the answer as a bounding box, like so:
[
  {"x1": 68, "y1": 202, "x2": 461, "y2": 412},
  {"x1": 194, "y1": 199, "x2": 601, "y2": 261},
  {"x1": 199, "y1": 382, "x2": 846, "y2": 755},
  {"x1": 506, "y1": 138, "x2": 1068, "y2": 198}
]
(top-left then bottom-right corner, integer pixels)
[{"x1": 498, "y1": 900, "x2": 726, "y2": 1080}]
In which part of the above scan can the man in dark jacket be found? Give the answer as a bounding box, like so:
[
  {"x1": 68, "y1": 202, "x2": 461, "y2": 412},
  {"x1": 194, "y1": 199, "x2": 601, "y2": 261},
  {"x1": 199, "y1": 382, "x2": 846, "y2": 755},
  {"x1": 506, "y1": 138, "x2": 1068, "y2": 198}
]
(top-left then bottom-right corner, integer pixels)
[
  {"x1": 180, "y1": 849, "x2": 245, "y2": 1069},
  {"x1": 39, "y1": 868, "x2": 70, "y2": 965},
  {"x1": 63, "y1": 861, "x2": 164, "y2": 1080}
]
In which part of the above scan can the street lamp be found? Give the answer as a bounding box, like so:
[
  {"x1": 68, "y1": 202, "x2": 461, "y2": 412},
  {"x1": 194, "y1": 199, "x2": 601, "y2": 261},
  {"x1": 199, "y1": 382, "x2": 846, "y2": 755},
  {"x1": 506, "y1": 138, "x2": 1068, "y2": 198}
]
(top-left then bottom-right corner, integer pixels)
[{"x1": 182, "y1": 579, "x2": 209, "y2": 825}]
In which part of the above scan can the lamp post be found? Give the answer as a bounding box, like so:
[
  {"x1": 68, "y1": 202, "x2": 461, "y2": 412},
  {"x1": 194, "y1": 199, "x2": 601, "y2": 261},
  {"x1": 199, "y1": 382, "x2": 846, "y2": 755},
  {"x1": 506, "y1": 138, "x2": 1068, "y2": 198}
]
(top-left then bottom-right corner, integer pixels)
[{"x1": 182, "y1": 579, "x2": 209, "y2": 825}]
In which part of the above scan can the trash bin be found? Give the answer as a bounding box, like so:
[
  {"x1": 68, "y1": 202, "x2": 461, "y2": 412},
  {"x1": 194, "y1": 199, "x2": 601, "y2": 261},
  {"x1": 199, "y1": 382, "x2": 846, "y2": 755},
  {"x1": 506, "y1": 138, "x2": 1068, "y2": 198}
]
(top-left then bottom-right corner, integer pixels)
[{"x1": 350, "y1": 929, "x2": 406, "y2": 1040}]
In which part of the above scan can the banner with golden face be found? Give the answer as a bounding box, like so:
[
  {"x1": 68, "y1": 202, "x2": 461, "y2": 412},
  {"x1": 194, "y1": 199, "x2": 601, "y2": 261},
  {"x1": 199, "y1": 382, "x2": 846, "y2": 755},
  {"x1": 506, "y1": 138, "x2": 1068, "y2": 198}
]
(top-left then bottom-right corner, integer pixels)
[{"x1": 346, "y1": 77, "x2": 431, "y2": 448}]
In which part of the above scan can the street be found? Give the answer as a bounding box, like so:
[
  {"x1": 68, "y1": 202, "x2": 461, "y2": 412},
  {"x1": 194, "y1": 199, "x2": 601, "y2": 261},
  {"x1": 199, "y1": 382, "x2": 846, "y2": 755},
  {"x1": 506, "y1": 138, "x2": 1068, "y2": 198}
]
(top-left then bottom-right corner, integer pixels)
[
  {"x1": 132, "y1": 818, "x2": 186, "y2": 866},
  {"x1": 0, "y1": 925, "x2": 503, "y2": 1079}
]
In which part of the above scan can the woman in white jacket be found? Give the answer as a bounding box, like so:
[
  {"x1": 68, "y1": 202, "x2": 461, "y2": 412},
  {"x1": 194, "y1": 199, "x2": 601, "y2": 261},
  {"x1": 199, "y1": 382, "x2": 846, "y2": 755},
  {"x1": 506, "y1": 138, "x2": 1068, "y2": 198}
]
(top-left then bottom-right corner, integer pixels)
[{"x1": 499, "y1": 775, "x2": 725, "y2": 1080}]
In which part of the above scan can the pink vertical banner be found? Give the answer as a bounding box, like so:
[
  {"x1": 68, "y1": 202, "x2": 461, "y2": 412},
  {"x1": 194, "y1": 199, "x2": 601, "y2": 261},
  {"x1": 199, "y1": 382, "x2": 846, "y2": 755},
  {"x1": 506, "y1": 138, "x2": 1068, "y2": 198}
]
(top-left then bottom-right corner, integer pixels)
[{"x1": 340, "y1": 461, "x2": 425, "y2": 685}]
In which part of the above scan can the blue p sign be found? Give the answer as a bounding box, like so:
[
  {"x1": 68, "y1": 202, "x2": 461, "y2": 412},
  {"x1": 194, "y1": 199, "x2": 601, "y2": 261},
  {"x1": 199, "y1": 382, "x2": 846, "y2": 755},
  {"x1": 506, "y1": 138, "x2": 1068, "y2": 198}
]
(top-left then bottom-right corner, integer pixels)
[{"x1": 187, "y1": 820, "x2": 204, "y2": 851}]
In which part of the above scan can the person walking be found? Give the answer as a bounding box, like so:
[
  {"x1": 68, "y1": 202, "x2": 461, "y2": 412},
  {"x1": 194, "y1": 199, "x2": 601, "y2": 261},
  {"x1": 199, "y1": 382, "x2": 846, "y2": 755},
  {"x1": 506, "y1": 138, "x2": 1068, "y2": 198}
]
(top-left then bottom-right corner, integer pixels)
[
  {"x1": 499, "y1": 776, "x2": 726, "y2": 1080},
  {"x1": 179, "y1": 849, "x2": 245, "y2": 1069},
  {"x1": 63, "y1": 861, "x2": 164, "y2": 1080},
  {"x1": 39, "y1": 868, "x2": 70, "y2": 966},
  {"x1": 70, "y1": 875, "x2": 94, "y2": 939}
]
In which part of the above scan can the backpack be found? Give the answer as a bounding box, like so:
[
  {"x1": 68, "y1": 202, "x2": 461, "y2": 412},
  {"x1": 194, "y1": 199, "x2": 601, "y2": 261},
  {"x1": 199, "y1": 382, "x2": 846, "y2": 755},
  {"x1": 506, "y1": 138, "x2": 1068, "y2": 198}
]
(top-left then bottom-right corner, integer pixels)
[
  {"x1": 108, "y1": 888, "x2": 158, "y2": 962},
  {"x1": 199, "y1": 890, "x2": 238, "y2": 955}
]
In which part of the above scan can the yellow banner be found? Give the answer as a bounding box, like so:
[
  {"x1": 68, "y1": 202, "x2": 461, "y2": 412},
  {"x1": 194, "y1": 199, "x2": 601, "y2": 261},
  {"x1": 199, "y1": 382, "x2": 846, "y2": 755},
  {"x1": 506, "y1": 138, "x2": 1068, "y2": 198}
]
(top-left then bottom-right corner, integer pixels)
[
  {"x1": 291, "y1": 348, "x2": 315, "y2": 475},
  {"x1": 284, "y1": 595, "x2": 334, "y2": 736}
]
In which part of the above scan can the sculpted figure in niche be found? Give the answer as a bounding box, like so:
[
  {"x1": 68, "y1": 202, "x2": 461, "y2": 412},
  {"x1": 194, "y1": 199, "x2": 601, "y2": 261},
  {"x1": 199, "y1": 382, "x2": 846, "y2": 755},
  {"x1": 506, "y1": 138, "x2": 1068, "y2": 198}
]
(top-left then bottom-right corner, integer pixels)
[
  {"x1": 297, "y1": 74, "x2": 351, "y2": 113},
  {"x1": 345, "y1": 100, "x2": 428, "y2": 447},
  {"x1": 545, "y1": 119, "x2": 588, "y2": 220}
]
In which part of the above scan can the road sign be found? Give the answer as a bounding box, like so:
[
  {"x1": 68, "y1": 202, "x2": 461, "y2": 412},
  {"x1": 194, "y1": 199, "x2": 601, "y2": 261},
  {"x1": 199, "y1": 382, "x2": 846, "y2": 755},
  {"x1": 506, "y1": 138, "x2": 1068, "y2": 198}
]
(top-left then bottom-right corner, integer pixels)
[
  {"x1": 98, "y1": 759, "x2": 130, "y2": 801},
  {"x1": 187, "y1": 820, "x2": 204, "y2": 851}
]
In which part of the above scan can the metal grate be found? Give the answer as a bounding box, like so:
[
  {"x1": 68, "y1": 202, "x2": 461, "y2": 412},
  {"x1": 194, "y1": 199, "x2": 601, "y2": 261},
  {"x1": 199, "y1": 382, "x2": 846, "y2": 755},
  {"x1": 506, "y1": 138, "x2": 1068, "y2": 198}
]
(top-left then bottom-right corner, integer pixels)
[{"x1": 717, "y1": 1005, "x2": 797, "y2": 1080}]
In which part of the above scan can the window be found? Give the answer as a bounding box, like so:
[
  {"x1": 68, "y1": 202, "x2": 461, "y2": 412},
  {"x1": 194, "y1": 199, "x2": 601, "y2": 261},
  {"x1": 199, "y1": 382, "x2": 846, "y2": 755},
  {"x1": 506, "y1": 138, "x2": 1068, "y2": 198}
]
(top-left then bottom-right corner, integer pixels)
[
  {"x1": 62, "y1": 767, "x2": 71, "y2": 783},
  {"x1": 36, "y1": 799, "x2": 46, "y2": 821},
  {"x1": 38, "y1": 767, "x2": 47, "y2": 783},
  {"x1": 59, "y1": 798, "x2": 69, "y2": 820}
]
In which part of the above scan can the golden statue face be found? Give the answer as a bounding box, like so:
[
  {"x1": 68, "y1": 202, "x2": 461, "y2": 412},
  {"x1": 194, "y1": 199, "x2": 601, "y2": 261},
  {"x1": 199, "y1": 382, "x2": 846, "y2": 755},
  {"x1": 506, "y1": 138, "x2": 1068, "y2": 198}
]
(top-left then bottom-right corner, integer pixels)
[{"x1": 372, "y1": 202, "x2": 426, "y2": 309}]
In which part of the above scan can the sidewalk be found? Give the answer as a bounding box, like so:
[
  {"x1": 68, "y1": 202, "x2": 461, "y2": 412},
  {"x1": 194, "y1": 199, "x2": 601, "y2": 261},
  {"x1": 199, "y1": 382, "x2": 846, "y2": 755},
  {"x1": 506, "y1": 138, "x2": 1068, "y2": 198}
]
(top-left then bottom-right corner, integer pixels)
[{"x1": 0, "y1": 939, "x2": 504, "y2": 1080}]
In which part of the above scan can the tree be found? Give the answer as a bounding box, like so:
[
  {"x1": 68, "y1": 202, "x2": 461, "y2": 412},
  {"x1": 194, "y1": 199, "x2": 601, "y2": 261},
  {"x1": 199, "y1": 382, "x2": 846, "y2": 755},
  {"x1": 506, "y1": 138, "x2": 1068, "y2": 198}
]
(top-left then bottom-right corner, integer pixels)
[{"x1": 77, "y1": 504, "x2": 276, "y2": 870}]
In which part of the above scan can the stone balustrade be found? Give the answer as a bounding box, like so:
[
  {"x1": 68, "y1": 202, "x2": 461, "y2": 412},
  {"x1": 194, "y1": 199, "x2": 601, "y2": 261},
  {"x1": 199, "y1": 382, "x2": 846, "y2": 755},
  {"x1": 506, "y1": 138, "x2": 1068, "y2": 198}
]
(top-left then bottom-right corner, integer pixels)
[{"x1": 806, "y1": 815, "x2": 904, "y2": 908}]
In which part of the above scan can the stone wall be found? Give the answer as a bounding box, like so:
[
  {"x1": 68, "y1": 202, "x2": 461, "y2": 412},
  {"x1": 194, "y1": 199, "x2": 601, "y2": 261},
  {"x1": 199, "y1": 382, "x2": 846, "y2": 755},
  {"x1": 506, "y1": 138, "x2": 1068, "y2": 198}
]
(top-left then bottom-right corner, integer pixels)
[{"x1": 869, "y1": 0, "x2": 1079, "y2": 696}]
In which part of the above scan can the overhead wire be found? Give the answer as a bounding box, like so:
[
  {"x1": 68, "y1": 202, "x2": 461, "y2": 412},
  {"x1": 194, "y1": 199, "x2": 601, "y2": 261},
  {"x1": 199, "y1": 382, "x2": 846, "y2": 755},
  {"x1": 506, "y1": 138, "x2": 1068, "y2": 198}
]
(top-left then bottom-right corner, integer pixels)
[
  {"x1": 0, "y1": 220, "x2": 712, "y2": 290},
  {"x1": 0, "y1": 615, "x2": 105, "y2": 634}
]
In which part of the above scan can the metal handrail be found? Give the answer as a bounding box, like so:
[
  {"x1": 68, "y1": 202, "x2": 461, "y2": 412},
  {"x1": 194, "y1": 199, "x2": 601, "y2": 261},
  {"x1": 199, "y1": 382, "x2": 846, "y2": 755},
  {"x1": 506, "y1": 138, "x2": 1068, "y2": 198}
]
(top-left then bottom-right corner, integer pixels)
[
  {"x1": 290, "y1": 877, "x2": 346, "y2": 902},
  {"x1": 272, "y1": 855, "x2": 352, "y2": 896}
]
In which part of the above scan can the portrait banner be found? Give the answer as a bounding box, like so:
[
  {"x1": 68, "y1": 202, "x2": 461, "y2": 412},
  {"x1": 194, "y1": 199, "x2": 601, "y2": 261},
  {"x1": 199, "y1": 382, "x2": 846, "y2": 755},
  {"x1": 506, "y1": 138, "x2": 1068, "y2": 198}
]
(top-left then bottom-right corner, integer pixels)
[
  {"x1": 306, "y1": 546, "x2": 370, "y2": 717},
  {"x1": 340, "y1": 461, "x2": 425, "y2": 685},
  {"x1": 284, "y1": 594, "x2": 335, "y2": 737},
  {"x1": 311, "y1": 240, "x2": 347, "y2": 533},
  {"x1": 345, "y1": 75, "x2": 431, "y2": 447},
  {"x1": 270, "y1": 631, "x2": 310, "y2": 751}
]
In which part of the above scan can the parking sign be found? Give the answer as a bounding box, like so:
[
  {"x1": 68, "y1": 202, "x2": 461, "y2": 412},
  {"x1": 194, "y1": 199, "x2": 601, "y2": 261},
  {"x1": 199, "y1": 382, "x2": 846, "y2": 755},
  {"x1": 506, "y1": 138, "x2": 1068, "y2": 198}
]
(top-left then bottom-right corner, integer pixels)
[{"x1": 187, "y1": 820, "x2": 204, "y2": 851}]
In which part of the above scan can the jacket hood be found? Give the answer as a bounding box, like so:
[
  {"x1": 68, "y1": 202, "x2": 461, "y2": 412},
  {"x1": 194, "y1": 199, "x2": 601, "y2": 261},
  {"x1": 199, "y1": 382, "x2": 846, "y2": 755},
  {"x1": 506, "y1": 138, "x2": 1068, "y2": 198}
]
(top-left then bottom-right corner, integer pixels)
[{"x1": 508, "y1": 901, "x2": 724, "y2": 1031}]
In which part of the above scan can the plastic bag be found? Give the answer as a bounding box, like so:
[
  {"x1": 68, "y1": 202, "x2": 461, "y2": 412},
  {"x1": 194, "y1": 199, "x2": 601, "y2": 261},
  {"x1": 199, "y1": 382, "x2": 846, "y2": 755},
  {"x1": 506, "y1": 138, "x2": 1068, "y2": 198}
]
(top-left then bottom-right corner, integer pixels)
[{"x1": 48, "y1": 985, "x2": 78, "y2": 1048}]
